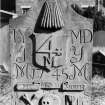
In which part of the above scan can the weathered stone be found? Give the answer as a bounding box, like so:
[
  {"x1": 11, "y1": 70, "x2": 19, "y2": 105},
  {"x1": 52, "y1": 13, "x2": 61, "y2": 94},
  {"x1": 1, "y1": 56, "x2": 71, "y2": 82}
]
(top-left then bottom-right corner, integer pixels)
[{"x1": 10, "y1": 0, "x2": 93, "y2": 105}]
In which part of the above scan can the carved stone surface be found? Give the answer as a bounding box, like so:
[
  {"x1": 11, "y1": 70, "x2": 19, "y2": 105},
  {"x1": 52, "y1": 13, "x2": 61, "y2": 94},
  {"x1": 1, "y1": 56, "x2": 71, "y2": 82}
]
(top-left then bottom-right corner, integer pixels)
[{"x1": 9, "y1": 0, "x2": 93, "y2": 105}]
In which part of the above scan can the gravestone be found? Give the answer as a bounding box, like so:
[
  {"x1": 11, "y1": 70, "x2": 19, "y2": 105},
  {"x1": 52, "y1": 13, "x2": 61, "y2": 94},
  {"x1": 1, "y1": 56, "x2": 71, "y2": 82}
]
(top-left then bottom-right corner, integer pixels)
[{"x1": 10, "y1": 0, "x2": 93, "y2": 105}]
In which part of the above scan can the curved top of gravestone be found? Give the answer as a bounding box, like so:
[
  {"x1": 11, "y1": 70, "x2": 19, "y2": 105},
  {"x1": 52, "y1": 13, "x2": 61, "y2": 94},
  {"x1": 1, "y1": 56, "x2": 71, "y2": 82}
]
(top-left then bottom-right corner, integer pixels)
[{"x1": 10, "y1": 0, "x2": 93, "y2": 33}]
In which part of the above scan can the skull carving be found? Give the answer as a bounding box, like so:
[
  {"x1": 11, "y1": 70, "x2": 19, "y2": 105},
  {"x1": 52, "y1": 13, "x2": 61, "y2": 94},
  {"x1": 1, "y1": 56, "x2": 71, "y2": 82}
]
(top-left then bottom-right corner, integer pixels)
[
  {"x1": 42, "y1": 96, "x2": 53, "y2": 105},
  {"x1": 39, "y1": 94, "x2": 60, "y2": 105}
]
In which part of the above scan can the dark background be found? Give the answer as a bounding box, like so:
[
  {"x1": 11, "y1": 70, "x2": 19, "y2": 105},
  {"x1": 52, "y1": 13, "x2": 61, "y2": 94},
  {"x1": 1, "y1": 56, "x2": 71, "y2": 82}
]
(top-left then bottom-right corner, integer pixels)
[{"x1": 1, "y1": 0, "x2": 16, "y2": 12}]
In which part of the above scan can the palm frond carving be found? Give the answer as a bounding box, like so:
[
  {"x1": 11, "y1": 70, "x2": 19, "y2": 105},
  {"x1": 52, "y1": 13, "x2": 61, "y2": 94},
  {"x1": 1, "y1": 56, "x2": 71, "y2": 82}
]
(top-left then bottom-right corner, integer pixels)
[{"x1": 40, "y1": 0, "x2": 64, "y2": 28}]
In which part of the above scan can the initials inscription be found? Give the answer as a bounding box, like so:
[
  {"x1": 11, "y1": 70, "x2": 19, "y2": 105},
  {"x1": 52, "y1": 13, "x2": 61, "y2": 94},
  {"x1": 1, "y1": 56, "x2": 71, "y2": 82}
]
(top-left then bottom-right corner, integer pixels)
[{"x1": 11, "y1": 28, "x2": 92, "y2": 90}]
